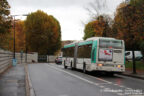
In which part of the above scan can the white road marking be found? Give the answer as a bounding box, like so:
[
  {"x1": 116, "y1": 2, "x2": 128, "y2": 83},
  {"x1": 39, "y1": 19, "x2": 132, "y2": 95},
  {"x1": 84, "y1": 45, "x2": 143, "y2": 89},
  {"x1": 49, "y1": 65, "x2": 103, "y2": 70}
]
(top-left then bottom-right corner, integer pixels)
[
  {"x1": 46, "y1": 64, "x2": 105, "y2": 87},
  {"x1": 100, "y1": 86, "x2": 105, "y2": 88},
  {"x1": 113, "y1": 84, "x2": 126, "y2": 88},
  {"x1": 114, "y1": 84, "x2": 118, "y2": 86},
  {"x1": 119, "y1": 85, "x2": 125, "y2": 88},
  {"x1": 47, "y1": 64, "x2": 134, "y2": 94},
  {"x1": 104, "y1": 88, "x2": 111, "y2": 90},
  {"x1": 86, "y1": 74, "x2": 112, "y2": 84},
  {"x1": 53, "y1": 64, "x2": 113, "y2": 84},
  {"x1": 117, "y1": 93, "x2": 124, "y2": 96},
  {"x1": 94, "y1": 83, "x2": 99, "y2": 86},
  {"x1": 126, "y1": 88, "x2": 133, "y2": 90},
  {"x1": 58, "y1": 95, "x2": 69, "y2": 96},
  {"x1": 102, "y1": 83, "x2": 111, "y2": 84}
]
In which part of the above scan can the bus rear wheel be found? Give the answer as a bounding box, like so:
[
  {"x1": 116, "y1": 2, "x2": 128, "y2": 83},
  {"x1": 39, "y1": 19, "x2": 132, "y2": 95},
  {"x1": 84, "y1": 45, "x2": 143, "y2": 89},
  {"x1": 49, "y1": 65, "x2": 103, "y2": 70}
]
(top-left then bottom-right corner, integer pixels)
[
  {"x1": 71, "y1": 61, "x2": 74, "y2": 70},
  {"x1": 107, "y1": 72, "x2": 114, "y2": 76}
]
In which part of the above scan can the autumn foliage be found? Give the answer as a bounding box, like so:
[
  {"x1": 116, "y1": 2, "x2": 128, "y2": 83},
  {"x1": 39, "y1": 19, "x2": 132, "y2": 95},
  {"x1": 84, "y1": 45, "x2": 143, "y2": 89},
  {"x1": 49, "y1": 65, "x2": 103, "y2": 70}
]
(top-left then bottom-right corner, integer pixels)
[
  {"x1": 7, "y1": 20, "x2": 25, "y2": 52},
  {"x1": 83, "y1": 15, "x2": 112, "y2": 40},
  {"x1": 113, "y1": 2, "x2": 144, "y2": 50},
  {"x1": 25, "y1": 10, "x2": 61, "y2": 55},
  {"x1": 0, "y1": 0, "x2": 11, "y2": 49},
  {"x1": 1, "y1": 10, "x2": 62, "y2": 55}
]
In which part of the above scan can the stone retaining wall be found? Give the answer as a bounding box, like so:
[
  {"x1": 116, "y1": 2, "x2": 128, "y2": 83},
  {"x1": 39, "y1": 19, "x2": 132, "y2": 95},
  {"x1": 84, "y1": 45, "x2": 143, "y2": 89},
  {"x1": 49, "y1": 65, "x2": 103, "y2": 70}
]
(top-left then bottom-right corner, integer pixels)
[{"x1": 0, "y1": 49, "x2": 13, "y2": 74}]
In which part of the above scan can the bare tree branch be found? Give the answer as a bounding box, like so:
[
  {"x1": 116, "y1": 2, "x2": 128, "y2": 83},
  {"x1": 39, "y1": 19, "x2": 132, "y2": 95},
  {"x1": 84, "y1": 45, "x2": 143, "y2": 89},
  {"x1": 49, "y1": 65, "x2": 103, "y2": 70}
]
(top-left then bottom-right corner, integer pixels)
[{"x1": 85, "y1": 0, "x2": 108, "y2": 18}]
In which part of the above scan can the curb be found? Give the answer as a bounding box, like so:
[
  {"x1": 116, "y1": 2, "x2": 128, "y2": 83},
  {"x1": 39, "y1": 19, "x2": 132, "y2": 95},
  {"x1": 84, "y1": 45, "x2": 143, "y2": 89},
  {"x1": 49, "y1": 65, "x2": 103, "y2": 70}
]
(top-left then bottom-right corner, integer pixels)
[
  {"x1": 120, "y1": 73, "x2": 144, "y2": 80},
  {"x1": 25, "y1": 64, "x2": 36, "y2": 96}
]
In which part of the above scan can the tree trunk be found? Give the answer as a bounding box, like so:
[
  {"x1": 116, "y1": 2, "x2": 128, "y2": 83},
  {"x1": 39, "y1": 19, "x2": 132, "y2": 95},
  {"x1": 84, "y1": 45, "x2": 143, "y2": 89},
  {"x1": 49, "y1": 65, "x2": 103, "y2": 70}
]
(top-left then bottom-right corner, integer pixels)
[{"x1": 132, "y1": 50, "x2": 136, "y2": 74}]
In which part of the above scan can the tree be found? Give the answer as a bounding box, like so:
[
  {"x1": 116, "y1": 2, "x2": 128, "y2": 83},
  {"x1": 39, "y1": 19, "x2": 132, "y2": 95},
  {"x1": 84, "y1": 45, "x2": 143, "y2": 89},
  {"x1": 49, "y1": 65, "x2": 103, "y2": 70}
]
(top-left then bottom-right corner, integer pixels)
[
  {"x1": 9, "y1": 20, "x2": 26, "y2": 52},
  {"x1": 114, "y1": 1, "x2": 144, "y2": 73},
  {"x1": 111, "y1": 3, "x2": 128, "y2": 39},
  {"x1": 0, "y1": 0, "x2": 11, "y2": 48},
  {"x1": 83, "y1": 15, "x2": 112, "y2": 40},
  {"x1": 83, "y1": 21, "x2": 95, "y2": 40},
  {"x1": 25, "y1": 10, "x2": 61, "y2": 55},
  {"x1": 130, "y1": 0, "x2": 144, "y2": 57},
  {"x1": 140, "y1": 41, "x2": 144, "y2": 57},
  {"x1": 130, "y1": 0, "x2": 144, "y2": 6},
  {"x1": 86, "y1": 0, "x2": 107, "y2": 18},
  {"x1": 84, "y1": 0, "x2": 114, "y2": 40},
  {"x1": 15, "y1": 21, "x2": 26, "y2": 52},
  {"x1": 114, "y1": 1, "x2": 144, "y2": 49}
]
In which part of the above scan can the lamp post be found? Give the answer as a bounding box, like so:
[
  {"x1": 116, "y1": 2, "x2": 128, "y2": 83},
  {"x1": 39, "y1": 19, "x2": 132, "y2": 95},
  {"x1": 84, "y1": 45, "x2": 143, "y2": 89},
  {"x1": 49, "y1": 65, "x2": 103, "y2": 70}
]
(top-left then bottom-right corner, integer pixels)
[
  {"x1": 11, "y1": 14, "x2": 28, "y2": 66},
  {"x1": 13, "y1": 16, "x2": 16, "y2": 59},
  {"x1": 25, "y1": 40, "x2": 28, "y2": 63}
]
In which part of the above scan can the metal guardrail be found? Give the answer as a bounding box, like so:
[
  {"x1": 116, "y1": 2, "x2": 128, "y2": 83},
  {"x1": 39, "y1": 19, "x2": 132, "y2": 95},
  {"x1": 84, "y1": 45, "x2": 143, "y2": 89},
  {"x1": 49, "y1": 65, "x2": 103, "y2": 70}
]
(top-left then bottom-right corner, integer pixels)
[{"x1": 0, "y1": 49, "x2": 13, "y2": 74}]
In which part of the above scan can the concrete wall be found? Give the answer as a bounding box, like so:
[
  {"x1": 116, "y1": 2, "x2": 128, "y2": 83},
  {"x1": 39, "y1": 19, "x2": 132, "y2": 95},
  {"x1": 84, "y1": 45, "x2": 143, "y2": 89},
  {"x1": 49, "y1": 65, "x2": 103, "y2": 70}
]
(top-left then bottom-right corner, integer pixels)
[
  {"x1": 47, "y1": 55, "x2": 57, "y2": 63},
  {"x1": 0, "y1": 48, "x2": 38, "y2": 74},
  {"x1": 15, "y1": 52, "x2": 38, "y2": 63},
  {"x1": 0, "y1": 49, "x2": 13, "y2": 74}
]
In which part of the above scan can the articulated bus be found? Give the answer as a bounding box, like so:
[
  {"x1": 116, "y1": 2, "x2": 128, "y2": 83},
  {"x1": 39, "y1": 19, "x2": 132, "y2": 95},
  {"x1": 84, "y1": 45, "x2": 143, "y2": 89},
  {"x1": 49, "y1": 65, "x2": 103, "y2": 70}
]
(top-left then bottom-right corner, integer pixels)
[{"x1": 62, "y1": 37, "x2": 125, "y2": 75}]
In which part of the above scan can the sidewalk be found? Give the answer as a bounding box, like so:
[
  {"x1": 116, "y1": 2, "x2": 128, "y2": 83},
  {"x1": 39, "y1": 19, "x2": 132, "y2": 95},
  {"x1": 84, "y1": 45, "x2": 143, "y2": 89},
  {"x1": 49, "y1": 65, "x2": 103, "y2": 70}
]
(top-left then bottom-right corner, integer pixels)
[
  {"x1": 0, "y1": 64, "x2": 26, "y2": 96},
  {"x1": 122, "y1": 69, "x2": 144, "y2": 80}
]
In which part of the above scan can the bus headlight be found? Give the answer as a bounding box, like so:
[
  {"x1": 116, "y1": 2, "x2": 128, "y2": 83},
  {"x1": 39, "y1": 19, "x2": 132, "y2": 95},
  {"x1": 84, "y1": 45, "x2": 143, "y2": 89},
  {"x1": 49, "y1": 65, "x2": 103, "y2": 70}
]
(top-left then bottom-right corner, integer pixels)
[{"x1": 97, "y1": 64, "x2": 103, "y2": 67}]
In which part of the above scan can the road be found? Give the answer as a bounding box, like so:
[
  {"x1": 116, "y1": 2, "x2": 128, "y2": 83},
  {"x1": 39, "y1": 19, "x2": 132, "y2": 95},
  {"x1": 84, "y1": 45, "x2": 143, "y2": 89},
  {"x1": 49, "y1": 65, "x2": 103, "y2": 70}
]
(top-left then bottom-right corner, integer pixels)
[{"x1": 28, "y1": 63, "x2": 144, "y2": 96}]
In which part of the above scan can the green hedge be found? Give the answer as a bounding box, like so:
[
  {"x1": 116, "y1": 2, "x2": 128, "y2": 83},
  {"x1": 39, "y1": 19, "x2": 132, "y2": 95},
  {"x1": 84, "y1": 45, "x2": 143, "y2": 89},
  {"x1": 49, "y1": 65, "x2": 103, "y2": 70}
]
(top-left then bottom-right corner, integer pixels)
[{"x1": 126, "y1": 61, "x2": 144, "y2": 70}]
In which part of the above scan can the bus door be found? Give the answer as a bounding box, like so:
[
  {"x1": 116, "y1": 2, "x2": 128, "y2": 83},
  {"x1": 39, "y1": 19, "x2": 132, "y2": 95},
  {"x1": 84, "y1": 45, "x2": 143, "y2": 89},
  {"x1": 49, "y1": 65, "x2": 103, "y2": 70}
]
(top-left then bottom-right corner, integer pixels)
[{"x1": 91, "y1": 41, "x2": 97, "y2": 63}]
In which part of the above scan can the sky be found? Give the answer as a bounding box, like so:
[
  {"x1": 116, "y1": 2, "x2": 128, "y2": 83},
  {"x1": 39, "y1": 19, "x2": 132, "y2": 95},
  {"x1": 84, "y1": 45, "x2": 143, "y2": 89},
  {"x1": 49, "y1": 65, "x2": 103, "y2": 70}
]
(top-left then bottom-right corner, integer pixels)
[{"x1": 7, "y1": 0, "x2": 124, "y2": 40}]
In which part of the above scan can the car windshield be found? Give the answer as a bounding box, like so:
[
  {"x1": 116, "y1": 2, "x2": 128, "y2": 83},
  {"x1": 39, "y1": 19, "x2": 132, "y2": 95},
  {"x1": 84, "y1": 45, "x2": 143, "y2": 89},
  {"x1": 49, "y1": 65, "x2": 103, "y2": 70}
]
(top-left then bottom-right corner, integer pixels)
[{"x1": 99, "y1": 39, "x2": 122, "y2": 49}]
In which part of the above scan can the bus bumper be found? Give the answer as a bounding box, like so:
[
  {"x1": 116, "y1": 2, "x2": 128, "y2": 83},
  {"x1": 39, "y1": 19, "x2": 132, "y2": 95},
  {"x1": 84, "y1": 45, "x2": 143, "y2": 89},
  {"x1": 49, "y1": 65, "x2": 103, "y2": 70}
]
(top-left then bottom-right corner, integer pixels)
[{"x1": 88, "y1": 63, "x2": 125, "y2": 73}]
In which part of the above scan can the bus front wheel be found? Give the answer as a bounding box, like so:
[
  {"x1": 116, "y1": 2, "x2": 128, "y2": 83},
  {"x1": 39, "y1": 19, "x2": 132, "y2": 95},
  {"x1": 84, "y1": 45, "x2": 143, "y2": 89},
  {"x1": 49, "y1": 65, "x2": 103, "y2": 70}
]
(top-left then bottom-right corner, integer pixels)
[
  {"x1": 83, "y1": 63, "x2": 87, "y2": 73},
  {"x1": 64, "y1": 61, "x2": 67, "y2": 69}
]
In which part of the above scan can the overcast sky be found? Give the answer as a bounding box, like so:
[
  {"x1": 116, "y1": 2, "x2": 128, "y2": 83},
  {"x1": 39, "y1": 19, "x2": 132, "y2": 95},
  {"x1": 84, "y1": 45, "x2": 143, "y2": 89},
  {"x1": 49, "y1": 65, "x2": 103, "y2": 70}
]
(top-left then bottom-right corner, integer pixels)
[{"x1": 7, "y1": 0, "x2": 124, "y2": 40}]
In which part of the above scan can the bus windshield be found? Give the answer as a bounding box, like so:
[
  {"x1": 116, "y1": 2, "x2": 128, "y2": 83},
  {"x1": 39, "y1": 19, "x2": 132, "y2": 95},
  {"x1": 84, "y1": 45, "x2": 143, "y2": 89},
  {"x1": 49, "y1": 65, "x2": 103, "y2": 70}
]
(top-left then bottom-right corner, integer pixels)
[{"x1": 99, "y1": 39, "x2": 122, "y2": 49}]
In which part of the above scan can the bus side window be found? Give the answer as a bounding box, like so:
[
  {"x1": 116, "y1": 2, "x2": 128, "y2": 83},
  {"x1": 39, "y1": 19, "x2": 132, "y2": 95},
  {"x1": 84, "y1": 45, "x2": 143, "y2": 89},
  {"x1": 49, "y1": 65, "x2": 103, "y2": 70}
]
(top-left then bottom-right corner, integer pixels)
[
  {"x1": 77, "y1": 44, "x2": 92, "y2": 58},
  {"x1": 63, "y1": 47, "x2": 74, "y2": 57},
  {"x1": 92, "y1": 48, "x2": 95, "y2": 61}
]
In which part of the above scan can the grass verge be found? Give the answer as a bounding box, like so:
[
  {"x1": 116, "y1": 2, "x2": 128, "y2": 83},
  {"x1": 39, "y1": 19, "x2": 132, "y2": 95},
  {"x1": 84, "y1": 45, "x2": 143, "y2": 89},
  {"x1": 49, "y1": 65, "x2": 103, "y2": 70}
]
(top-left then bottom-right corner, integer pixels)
[{"x1": 126, "y1": 61, "x2": 144, "y2": 70}]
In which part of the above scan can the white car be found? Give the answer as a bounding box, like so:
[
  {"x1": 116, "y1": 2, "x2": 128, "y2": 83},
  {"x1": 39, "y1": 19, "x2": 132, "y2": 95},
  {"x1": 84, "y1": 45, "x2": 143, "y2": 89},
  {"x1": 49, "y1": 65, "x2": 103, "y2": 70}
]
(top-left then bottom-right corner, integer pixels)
[{"x1": 125, "y1": 51, "x2": 143, "y2": 60}]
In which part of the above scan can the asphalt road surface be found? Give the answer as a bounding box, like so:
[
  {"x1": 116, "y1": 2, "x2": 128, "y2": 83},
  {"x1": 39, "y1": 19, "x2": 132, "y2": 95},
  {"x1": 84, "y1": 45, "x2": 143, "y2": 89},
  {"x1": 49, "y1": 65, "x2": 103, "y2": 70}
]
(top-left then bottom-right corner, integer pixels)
[{"x1": 28, "y1": 63, "x2": 144, "y2": 96}]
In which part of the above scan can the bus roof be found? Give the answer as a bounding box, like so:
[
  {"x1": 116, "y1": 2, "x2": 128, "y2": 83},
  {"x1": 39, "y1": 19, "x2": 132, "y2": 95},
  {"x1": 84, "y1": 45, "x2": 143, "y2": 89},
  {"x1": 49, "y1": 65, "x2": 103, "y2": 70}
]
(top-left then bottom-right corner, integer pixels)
[
  {"x1": 78, "y1": 40, "x2": 93, "y2": 46},
  {"x1": 64, "y1": 43, "x2": 75, "y2": 48},
  {"x1": 63, "y1": 37, "x2": 122, "y2": 48},
  {"x1": 86, "y1": 37, "x2": 116, "y2": 41}
]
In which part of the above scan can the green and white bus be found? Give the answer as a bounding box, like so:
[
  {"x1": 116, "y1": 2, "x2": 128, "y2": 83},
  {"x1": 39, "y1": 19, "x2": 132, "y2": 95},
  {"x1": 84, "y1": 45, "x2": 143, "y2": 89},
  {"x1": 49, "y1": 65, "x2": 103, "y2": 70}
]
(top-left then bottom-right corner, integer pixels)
[{"x1": 62, "y1": 37, "x2": 125, "y2": 74}]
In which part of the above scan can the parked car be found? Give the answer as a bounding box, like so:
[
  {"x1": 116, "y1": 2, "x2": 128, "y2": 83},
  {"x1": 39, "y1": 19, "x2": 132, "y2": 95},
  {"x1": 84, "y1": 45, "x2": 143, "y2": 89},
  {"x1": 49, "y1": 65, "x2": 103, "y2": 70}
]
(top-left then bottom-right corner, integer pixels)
[
  {"x1": 125, "y1": 51, "x2": 143, "y2": 61},
  {"x1": 55, "y1": 57, "x2": 62, "y2": 64},
  {"x1": 135, "y1": 56, "x2": 143, "y2": 61}
]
